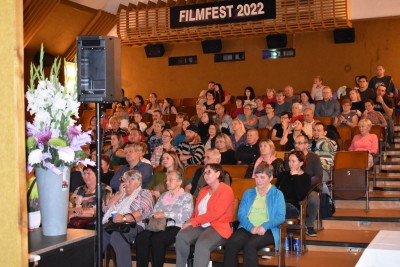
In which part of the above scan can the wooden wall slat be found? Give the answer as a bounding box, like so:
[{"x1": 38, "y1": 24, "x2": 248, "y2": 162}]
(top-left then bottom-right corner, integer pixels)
[{"x1": 23, "y1": 0, "x2": 59, "y2": 47}]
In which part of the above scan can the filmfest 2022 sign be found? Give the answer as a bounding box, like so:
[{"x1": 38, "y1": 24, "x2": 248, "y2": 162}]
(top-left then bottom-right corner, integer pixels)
[{"x1": 170, "y1": 0, "x2": 276, "y2": 29}]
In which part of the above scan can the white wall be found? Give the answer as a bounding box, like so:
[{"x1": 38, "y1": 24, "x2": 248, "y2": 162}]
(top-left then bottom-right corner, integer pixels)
[{"x1": 350, "y1": 0, "x2": 400, "y2": 20}]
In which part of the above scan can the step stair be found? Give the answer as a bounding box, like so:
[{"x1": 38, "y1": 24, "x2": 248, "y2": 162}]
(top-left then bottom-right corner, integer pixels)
[{"x1": 306, "y1": 229, "x2": 378, "y2": 252}]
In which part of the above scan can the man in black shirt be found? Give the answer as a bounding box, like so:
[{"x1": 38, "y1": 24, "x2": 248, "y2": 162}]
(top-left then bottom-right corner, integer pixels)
[
  {"x1": 369, "y1": 64, "x2": 396, "y2": 97},
  {"x1": 358, "y1": 75, "x2": 376, "y2": 102},
  {"x1": 374, "y1": 84, "x2": 394, "y2": 143},
  {"x1": 235, "y1": 129, "x2": 260, "y2": 165}
]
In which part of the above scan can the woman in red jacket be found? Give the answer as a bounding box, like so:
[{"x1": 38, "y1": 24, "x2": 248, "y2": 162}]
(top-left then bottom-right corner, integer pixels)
[{"x1": 175, "y1": 163, "x2": 234, "y2": 267}]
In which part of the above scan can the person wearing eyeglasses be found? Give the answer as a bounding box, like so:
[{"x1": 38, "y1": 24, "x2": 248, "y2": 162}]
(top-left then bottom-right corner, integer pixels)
[
  {"x1": 271, "y1": 111, "x2": 292, "y2": 141},
  {"x1": 176, "y1": 163, "x2": 234, "y2": 267},
  {"x1": 224, "y1": 163, "x2": 285, "y2": 267},
  {"x1": 136, "y1": 170, "x2": 193, "y2": 267},
  {"x1": 102, "y1": 170, "x2": 154, "y2": 267},
  {"x1": 237, "y1": 103, "x2": 258, "y2": 130},
  {"x1": 258, "y1": 103, "x2": 280, "y2": 131},
  {"x1": 333, "y1": 99, "x2": 359, "y2": 128},
  {"x1": 294, "y1": 134, "x2": 323, "y2": 237},
  {"x1": 150, "y1": 129, "x2": 176, "y2": 168}
]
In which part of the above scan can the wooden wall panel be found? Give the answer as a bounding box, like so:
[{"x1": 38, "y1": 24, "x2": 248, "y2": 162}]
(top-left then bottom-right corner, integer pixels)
[
  {"x1": 24, "y1": 0, "x2": 59, "y2": 47},
  {"x1": 120, "y1": 18, "x2": 400, "y2": 100}
]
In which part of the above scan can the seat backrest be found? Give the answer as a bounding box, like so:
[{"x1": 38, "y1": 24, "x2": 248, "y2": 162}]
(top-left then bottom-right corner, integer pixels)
[
  {"x1": 336, "y1": 125, "x2": 352, "y2": 141},
  {"x1": 353, "y1": 126, "x2": 383, "y2": 140},
  {"x1": 231, "y1": 178, "x2": 255, "y2": 200},
  {"x1": 258, "y1": 128, "x2": 270, "y2": 140},
  {"x1": 184, "y1": 165, "x2": 204, "y2": 180},
  {"x1": 370, "y1": 125, "x2": 384, "y2": 140},
  {"x1": 275, "y1": 151, "x2": 289, "y2": 161},
  {"x1": 172, "y1": 98, "x2": 182, "y2": 107},
  {"x1": 314, "y1": 116, "x2": 333, "y2": 126},
  {"x1": 182, "y1": 97, "x2": 197, "y2": 107},
  {"x1": 272, "y1": 140, "x2": 283, "y2": 151},
  {"x1": 333, "y1": 168, "x2": 367, "y2": 199},
  {"x1": 223, "y1": 165, "x2": 248, "y2": 179},
  {"x1": 334, "y1": 151, "x2": 369, "y2": 170}
]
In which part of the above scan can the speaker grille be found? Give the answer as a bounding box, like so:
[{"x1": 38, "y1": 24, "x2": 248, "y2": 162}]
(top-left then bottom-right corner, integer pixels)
[
  {"x1": 201, "y1": 39, "x2": 222, "y2": 54},
  {"x1": 145, "y1": 44, "x2": 165, "y2": 57},
  {"x1": 266, "y1": 34, "x2": 287, "y2": 49},
  {"x1": 334, "y1": 28, "x2": 355, "y2": 43}
]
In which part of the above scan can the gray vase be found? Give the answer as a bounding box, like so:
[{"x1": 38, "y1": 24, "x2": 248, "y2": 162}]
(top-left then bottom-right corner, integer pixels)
[{"x1": 35, "y1": 166, "x2": 70, "y2": 236}]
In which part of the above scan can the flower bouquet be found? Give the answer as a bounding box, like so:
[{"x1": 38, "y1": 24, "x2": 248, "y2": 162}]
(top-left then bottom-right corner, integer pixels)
[
  {"x1": 26, "y1": 45, "x2": 94, "y2": 174},
  {"x1": 25, "y1": 45, "x2": 94, "y2": 235}
]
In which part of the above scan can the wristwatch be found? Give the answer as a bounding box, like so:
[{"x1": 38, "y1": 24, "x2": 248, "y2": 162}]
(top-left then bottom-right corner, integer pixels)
[{"x1": 123, "y1": 215, "x2": 127, "y2": 222}]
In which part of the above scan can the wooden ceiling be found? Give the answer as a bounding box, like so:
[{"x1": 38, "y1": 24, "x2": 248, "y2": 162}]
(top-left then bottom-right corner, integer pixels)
[{"x1": 23, "y1": 0, "x2": 116, "y2": 61}]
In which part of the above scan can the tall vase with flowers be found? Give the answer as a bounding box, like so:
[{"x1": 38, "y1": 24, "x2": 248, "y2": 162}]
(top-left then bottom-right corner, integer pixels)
[{"x1": 25, "y1": 45, "x2": 94, "y2": 236}]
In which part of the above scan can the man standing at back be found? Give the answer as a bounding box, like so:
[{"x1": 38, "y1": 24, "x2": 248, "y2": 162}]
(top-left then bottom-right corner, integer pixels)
[{"x1": 369, "y1": 64, "x2": 396, "y2": 97}]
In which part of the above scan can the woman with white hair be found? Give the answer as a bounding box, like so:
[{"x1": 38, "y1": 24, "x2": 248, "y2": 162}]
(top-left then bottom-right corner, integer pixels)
[
  {"x1": 349, "y1": 119, "x2": 378, "y2": 167},
  {"x1": 102, "y1": 170, "x2": 153, "y2": 267},
  {"x1": 290, "y1": 102, "x2": 304, "y2": 123}
]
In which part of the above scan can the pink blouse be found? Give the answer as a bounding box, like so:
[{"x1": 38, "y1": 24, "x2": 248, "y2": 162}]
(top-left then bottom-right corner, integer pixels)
[{"x1": 349, "y1": 134, "x2": 378, "y2": 154}]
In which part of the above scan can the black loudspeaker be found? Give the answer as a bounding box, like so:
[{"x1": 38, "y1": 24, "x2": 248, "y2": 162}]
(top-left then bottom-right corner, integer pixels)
[
  {"x1": 77, "y1": 36, "x2": 122, "y2": 103},
  {"x1": 145, "y1": 44, "x2": 165, "y2": 57},
  {"x1": 201, "y1": 39, "x2": 222, "y2": 54},
  {"x1": 334, "y1": 28, "x2": 355, "y2": 43},
  {"x1": 266, "y1": 34, "x2": 287, "y2": 49},
  {"x1": 34, "y1": 52, "x2": 55, "y2": 67}
]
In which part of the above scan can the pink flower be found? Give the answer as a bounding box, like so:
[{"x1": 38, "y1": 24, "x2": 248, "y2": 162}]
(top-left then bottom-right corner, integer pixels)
[
  {"x1": 68, "y1": 125, "x2": 82, "y2": 137},
  {"x1": 69, "y1": 130, "x2": 92, "y2": 151},
  {"x1": 35, "y1": 129, "x2": 52, "y2": 146}
]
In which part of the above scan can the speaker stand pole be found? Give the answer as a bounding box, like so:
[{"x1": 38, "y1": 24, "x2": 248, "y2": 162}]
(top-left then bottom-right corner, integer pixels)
[{"x1": 95, "y1": 102, "x2": 103, "y2": 267}]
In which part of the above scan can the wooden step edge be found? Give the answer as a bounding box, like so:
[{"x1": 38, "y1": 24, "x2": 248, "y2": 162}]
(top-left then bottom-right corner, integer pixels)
[
  {"x1": 306, "y1": 240, "x2": 369, "y2": 248},
  {"x1": 374, "y1": 186, "x2": 400, "y2": 191},
  {"x1": 335, "y1": 196, "x2": 400, "y2": 201},
  {"x1": 326, "y1": 215, "x2": 400, "y2": 222}
]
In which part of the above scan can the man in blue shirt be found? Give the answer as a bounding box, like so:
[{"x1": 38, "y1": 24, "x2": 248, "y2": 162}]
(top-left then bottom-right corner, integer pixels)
[{"x1": 110, "y1": 143, "x2": 153, "y2": 191}]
